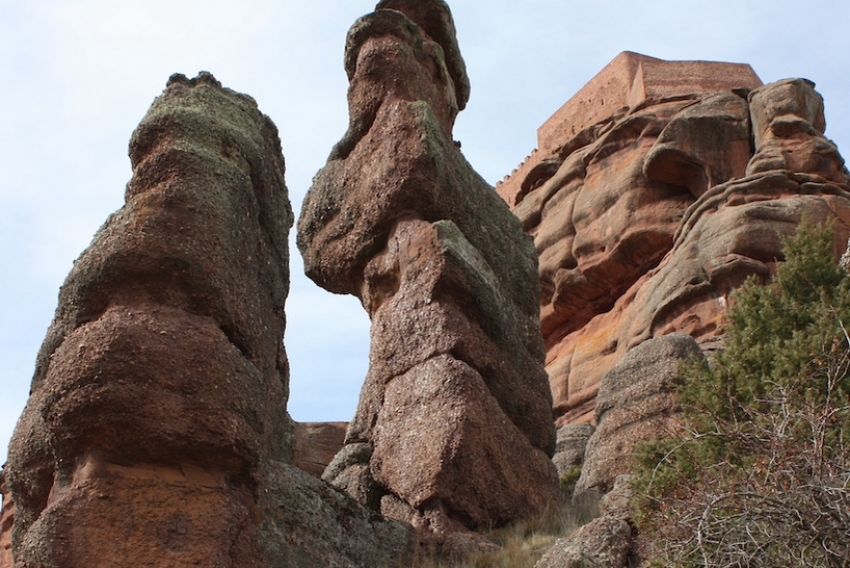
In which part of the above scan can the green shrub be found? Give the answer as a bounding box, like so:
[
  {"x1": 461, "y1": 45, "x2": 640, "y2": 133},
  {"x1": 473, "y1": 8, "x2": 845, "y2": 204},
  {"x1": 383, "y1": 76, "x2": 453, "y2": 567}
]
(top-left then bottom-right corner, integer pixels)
[
  {"x1": 633, "y1": 222, "x2": 850, "y2": 567},
  {"x1": 558, "y1": 465, "x2": 582, "y2": 494}
]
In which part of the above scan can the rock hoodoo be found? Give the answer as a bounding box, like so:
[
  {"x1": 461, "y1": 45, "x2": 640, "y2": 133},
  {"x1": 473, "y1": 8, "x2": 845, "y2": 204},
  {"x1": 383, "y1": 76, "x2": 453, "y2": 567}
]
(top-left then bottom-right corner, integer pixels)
[
  {"x1": 4, "y1": 72, "x2": 294, "y2": 566},
  {"x1": 2, "y1": 73, "x2": 411, "y2": 567},
  {"x1": 498, "y1": 52, "x2": 850, "y2": 430},
  {"x1": 0, "y1": 475, "x2": 13, "y2": 568},
  {"x1": 298, "y1": 0, "x2": 559, "y2": 533}
]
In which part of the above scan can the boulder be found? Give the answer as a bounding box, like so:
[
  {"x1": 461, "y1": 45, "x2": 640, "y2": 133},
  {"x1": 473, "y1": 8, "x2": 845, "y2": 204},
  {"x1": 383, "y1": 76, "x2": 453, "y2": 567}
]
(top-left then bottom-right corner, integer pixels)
[
  {"x1": 535, "y1": 516, "x2": 633, "y2": 568},
  {"x1": 576, "y1": 335, "x2": 702, "y2": 494},
  {"x1": 536, "y1": 474, "x2": 638, "y2": 568},
  {"x1": 298, "y1": 0, "x2": 558, "y2": 533},
  {"x1": 553, "y1": 424, "x2": 594, "y2": 479},
  {"x1": 323, "y1": 443, "x2": 383, "y2": 511}
]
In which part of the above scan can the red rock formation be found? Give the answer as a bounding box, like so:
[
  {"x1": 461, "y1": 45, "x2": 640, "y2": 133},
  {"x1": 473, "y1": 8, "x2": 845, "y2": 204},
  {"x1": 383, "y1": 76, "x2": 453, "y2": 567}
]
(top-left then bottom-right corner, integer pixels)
[
  {"x1": 499, "y1": 53, "x2": 850, "y2": 426},
  {"x1": 298, "y1": 0, "x2": 559, "y2": 533},
  {"x1": 3, "y1": 73, "x2": 412, "y2": 567},
  {"x1": 5, "y1": 73, "x2": 293, "y2": 567},
  {"x1": 0, "y1": 473, "x2": 14, "y2": 568},
  {"x1": 293, "y1": 422, "x2": 347, "y2": 478}
]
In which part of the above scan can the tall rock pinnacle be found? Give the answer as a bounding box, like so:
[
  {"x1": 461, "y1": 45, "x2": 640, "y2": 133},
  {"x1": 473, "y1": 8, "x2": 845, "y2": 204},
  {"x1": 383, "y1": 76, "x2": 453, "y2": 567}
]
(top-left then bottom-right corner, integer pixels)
[
  {"x1": 298, "y1": 0, "x2": 560, "y2": 534},
  {"x1": 4, "y1": 73, "x2": 295, "y2": 566}
]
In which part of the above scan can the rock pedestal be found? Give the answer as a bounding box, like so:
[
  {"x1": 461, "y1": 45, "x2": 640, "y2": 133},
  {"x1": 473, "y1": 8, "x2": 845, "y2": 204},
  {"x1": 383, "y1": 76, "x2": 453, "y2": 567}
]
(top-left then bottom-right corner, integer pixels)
[
  {"x1": 298, "y1": 0, "x2": 559, "y2": 533},
  {"x1": 5, "y1": 73, "x2": 293, "y2": 566}
]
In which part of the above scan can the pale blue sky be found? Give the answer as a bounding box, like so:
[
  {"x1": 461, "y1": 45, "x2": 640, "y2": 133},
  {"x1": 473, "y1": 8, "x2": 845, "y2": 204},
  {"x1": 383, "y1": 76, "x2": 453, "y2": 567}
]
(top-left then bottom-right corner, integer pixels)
[{"x1": 2, "y1": 0, "x2": 849, "y2": 461}]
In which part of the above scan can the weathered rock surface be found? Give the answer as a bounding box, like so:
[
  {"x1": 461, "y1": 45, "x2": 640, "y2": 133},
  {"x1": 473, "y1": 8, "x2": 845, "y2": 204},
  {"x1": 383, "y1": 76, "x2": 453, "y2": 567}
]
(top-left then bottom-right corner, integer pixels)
[
  {"x1": 535, "y1": 515, "x2": 633, "y2": 568},
  {"x1": 261, "y1": 461, "x2": 413, "y2": 568},
  {"x1": 5, "y1": 72, "x2": 293, "y2": 567},
  {"x1": 298, "y1": 0, "x2": 559, "y2": 533},
  {"x1": 553, "y1": 423, "x2": 594, "y2": 479},
  {"x1": 499, "y1": 52, "x2": 850, "y2": 426},
  {"x1": 293, "y1": 421, "x2": 347, "y2": 478},
  {"x1": 4, "y1": 73, "x2": 411, "y2": 567},
  {"x1": 576, "y1": 335, "x2": 702, "y2": 494},
  {"x1": 0, "y1": 473, "x2": 13, "y2": 568},
  {"x1": 537, "y1": 474, "x2": 637, "y2": 568},
  {"x1": 747, "y1": 78, "x2": 846, "y2": 182}
]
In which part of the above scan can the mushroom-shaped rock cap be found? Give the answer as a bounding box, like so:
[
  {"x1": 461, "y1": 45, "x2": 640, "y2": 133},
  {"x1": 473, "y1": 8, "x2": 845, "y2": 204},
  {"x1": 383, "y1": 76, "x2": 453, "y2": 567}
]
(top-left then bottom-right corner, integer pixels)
[
  {"x1": 376, "y1": 0, "x2": 470, "y2": 110},
  {"x1": 344, "y1": 0, "x2": 470, "y2": 111}
]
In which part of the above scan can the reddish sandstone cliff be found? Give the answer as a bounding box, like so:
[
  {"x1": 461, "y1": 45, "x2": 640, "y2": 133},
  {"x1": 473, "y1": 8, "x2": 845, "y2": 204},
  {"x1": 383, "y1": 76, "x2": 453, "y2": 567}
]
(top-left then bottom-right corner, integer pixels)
[
  {"x1": 293, "y1": 422, "x2": 347, "y2": 478},
  {"x1": 499, "y1": 53, "x2": 850, "y2": 427}
]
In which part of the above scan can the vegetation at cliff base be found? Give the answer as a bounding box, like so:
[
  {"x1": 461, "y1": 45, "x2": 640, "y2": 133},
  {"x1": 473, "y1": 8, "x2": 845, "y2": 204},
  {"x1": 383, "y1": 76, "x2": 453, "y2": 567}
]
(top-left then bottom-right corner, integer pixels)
[{"x1": 634, "y1": 222, "x2": 850, "y2": 567}]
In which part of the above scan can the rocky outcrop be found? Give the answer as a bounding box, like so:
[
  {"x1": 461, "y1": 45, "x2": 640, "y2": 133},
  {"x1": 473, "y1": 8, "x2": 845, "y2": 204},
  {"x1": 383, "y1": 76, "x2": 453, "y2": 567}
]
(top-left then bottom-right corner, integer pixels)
[
  {"x1": 0, "y1": 473, "x2": 13, "y2": 568},
  {"x1": 537, "y1": 475, "x2": 637, "y2": 568},
  {"x1": 293, "y1": 422, "x2": 348, "y2": 478},
  {"x1": 552, "y1": 424, "x2": 594, "y2": 479},
  {"x1": 499, "y1": 53, "x2": 850, "y2": 425},
  {"x1": 298, "y1": 0, "x2": 559, "y2": 534},
  {"x1": 535, "y1": 516, "x2": 632, "y2": 568},
  {"x1": 4, "y1": 73, "x2": 411, "y2": 567},
  {"x1": 5, "y1": 72, "x2": 293, "y2": 567},
  {"x1": 262, "y1": 462, "x2": 413, "y2": 568},
  {"x1": 576, "y1": 335, "x2": 703, "y2": 494}
]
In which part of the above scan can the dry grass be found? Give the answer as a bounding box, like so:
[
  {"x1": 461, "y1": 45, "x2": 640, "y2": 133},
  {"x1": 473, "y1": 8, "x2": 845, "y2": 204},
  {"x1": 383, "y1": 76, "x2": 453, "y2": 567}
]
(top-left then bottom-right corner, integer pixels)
[{"x1": 419, "y1": 496, "x2": 597, "y2": 568}]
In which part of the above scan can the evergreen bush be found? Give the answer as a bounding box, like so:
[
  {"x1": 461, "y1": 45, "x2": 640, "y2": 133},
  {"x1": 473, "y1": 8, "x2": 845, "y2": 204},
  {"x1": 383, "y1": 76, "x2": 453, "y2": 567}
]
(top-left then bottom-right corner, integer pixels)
[{"x1": 634, "y1": 222, "x2": 850, "y2": 567}]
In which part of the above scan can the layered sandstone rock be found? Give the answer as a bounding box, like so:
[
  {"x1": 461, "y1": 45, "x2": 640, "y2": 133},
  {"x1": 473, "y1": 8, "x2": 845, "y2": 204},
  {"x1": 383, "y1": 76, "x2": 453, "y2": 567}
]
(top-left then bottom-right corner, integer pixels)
[
  {"x1": 499, "y1": 53, "x2": 850, "y2": 425},
  {"x1": 4, "y1": 73, "x2": 411, "y2": 567},
  {"x1": 298, "y1": 0, "x2": 559, "y2": 533}
]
